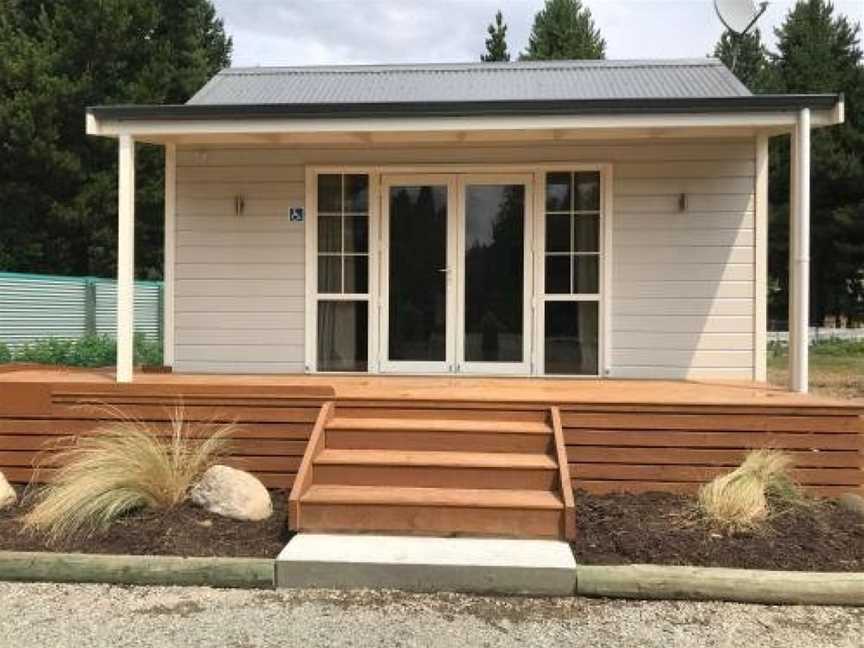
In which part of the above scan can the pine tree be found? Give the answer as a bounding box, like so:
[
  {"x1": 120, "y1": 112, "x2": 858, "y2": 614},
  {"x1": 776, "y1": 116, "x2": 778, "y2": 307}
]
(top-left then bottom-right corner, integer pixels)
[
  {"x1": 767, "y1": 0, "x2": 864, "y2": 325},
  {"x1": 522, "y1": 0, "x2": 605, "y2": 60},
  {"x1": 713, "y1": 28, "x2": 772, "y2": 91},
  {"x1": 482, "y1": 10, "x2": 510, "y2": 62},
  {"x1": 0, "y1": 0, "x2": 232, "y2": 279}
]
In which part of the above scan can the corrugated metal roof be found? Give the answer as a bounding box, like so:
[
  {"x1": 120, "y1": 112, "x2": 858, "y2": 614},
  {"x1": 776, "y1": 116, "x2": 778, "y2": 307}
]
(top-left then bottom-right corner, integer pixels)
[{"x1": 188, "y1": 59, "x2": 751, "y2": 106}]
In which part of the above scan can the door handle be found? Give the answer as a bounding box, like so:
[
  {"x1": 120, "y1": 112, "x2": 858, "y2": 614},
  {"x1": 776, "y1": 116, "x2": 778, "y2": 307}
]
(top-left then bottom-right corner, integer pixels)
[{"x1": 437, "y1": 268, "x2": 449, "y2": 273}]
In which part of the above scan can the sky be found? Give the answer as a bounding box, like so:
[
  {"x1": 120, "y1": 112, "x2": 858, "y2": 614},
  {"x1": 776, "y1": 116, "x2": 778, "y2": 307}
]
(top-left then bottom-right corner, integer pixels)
[{"x1": 210, "y1": 0, "x2": 864, "y2": 68}]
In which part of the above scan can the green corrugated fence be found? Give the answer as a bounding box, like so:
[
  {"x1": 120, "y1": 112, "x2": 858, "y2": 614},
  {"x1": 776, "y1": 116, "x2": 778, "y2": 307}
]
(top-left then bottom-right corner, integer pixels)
[{"x1": 0, "y1": 272, "x2": 163, "y2": 347}]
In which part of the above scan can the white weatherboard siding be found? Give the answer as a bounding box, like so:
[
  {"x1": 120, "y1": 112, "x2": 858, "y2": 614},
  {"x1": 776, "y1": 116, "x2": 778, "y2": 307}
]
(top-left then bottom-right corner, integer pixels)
[{"x1": 174, "y1": 139, "x2": 755, "y2": 378}]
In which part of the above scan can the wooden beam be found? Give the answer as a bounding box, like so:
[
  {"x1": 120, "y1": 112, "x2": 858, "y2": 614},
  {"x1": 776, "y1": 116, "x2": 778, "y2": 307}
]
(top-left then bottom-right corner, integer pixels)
[
  {"x1": 288, "y1": 401, "x2": 334, "y2": 530},
  {"x1": 550, "y1": 406, "x2": 576, "y2": 541}
]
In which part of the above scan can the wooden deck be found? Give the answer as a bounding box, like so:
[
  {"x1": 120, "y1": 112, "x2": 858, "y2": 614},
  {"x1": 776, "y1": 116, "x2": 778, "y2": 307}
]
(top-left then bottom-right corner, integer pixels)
[
  {"x1": 2, "y1": 366, "x2": 860, "y2": 407},
  {"x1": 0, "y1": 367, "x2": 862, "y2": 539}
]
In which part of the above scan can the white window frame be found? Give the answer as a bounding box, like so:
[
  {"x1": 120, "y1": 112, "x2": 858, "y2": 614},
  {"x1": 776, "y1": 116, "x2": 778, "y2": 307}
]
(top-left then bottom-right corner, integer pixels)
[
  {"x1": 305, "y1": 163, "x2": 613, "y2": 377},
  {"x1": 304, "y1": 167, "x2": 380, "y2": 373},
  {"x1": 533, "y1": 164, "x2": 613, "y2": 378}
]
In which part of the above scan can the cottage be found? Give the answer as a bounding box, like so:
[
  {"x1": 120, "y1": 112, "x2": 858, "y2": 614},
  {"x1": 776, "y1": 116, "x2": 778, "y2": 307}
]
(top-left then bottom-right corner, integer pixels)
[
  {"x1": 56, "y1": 59, "x2": 863, "y2": 539},
  {"x1": 86, "y1": 59, "x2": 840, "y2": 390}
]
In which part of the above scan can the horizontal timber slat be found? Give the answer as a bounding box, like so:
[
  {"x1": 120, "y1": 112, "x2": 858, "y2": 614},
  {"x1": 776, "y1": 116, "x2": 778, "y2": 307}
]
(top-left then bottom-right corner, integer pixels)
[
  {"x1": 561, "y1": 412, "x2": 864, "y2": 433},
  {"x1": 564, "y1": 430, "x2": 863, "y2": 450},
  {"x1": 0, "y1": 420, "x2": 313, "y2": 439},
  {"x1": 568, "y1": 446, "x2": 862, "y2": 468},
  {"x1": 572, "y1": 480, "x2": 854, "y2": 498},
  {"x1": 570, "y1": 463, "x2": 862, "y2": 486}
]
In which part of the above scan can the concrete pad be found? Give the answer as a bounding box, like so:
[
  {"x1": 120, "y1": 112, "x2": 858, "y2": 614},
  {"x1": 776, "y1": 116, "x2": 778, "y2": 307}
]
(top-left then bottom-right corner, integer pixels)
[{"x1": 276, "y1": 534, "x2": 576, "y2": 596}]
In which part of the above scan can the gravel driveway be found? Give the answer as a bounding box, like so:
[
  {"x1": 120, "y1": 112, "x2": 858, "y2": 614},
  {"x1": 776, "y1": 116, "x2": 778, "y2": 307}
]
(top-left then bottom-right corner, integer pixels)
[{"x1": 0, "y1": 582, "x2": 861, "y2": 648}]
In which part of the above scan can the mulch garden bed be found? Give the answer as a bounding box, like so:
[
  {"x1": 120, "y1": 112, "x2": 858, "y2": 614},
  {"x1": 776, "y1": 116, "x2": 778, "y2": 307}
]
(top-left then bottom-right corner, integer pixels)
[
  {"x1": 2, "y1": 486, "x2": 863, "y2": 570},
  {"x1": 0, "y1": 485, "x2": 290, "y2": 558},
  {"x1": 573, "y1": 490, "x2": 864, "y2": 572}
]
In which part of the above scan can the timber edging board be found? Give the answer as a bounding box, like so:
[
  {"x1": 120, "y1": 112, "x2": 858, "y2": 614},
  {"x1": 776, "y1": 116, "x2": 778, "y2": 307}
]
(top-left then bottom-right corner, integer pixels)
[
  {"x1": 0, "y1": 551, "x2": 274, "y2": 589},
  {"x1": 0, "y1": 551, "x2": 862, "y2": 605},
  {"x1": 575, "y1": 564, "x2": 864, "y2": 607}
]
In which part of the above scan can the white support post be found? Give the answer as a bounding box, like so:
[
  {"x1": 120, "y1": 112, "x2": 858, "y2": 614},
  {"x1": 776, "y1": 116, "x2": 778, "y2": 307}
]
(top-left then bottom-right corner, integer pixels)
[
  {"x1": 754, "y1": 134, "x2": 769, "y2": 382},
  {"x1": 116, "y1": 134, "x2": 136, "y2": 383},
  {"x1": 163, "y1": 143, "x2": 176, "y2": 368},
  {"x1": 789, "y1": 109, "x2": 810, "y2": 393}
]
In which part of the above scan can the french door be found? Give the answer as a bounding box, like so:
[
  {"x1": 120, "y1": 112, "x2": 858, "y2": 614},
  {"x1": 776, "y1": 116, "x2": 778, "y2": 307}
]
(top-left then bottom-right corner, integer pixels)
[{"x1": 379, "y1": 173, "x2": 532, "y2": 375}]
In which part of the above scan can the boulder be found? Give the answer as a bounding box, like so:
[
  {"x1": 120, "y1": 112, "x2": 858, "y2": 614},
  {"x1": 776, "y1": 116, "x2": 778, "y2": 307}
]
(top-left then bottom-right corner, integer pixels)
[
  {"x1": 190, "y1": 465, "x2": 272, "y2": 521},
  {"x1": 0, "y1": 471, "x2": 16, "y2": 510},
  {"x1": 837, "y1": 492, "x2": 864, "y2": 520}
]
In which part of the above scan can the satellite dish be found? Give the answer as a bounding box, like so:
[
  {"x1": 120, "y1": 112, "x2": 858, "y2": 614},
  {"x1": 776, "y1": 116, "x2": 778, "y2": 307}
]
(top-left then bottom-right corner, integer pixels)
[{"x1": 714, "y1": 0, "x2": 768, "y2": 36}]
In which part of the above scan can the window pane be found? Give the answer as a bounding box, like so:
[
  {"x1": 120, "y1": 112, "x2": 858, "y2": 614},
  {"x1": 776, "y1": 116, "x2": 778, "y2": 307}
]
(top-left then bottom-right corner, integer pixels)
[
  {"x1": 574, "y1": 255, "x2": 599, "y2": 293},
  {"x1": 318, "y1": 215, "x2": 341, "y2": 253},
  {"x1": 464, "y1": 184, "x2": 524, "y2": 363},
  {"x1": 545, "y1": 172, "x2": 571, "y2": 211},
  {"x1": 344, "y1": 174, "x2": 369, "y2": 212},
  {"x1": 317, "y1": 174, "x2": 342, "y2": 213},
  {"x1": 574, "y1": 172, "x2": 600, "y2": 211},
  {"x1": 545, "y1": 213, "x2": 571, "y2": 253},
  {"x1": 545, "y1": 301, "x2": 599, "y2": 375},
  {"x1": 343, "y1": 255, "x2": 368, "y2": 294},
  {"x1": 317, "y1": 256, "x2": 341, "y2": 293},
  {"x1": 545, "y1": 255, "x2": 570, "y2": 294},
  {"x1": 344, "y1": 215, "x2": 368, "y2": 252},
  {"x1": 389, "y1": 185, "x2": 448, "y2": 362},
  {"x1": 317, "y1": 301, "x2": 368, "y2": 372},
  {"x1": 573, "y1": 214, "x2": 599, "y2": 252}
]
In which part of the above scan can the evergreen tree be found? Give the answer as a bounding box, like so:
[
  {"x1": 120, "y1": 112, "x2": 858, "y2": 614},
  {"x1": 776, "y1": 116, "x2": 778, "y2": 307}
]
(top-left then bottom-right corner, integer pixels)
[
  {"x1": 0, "y1": 0, "x2": 232, "y2": 279},
  {"x1": 767, "y1": 0, "x2": 864, "y2": 325},
  {"x1": 713, "y1": 28, "x2": 772, "y2": 91},
  {"x1": 522, "y1": 0, "x2": 605, "y2": 60},
  {"x1": 482, "y1": 10, "x2": 510, "y2": 62}
]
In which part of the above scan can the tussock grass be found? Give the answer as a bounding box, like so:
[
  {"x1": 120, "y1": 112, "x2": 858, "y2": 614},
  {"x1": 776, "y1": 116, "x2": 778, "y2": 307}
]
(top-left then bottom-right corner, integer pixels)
[
  {"x1": 21, "y1": 407, "x2": 234, "y2": 543},
  {"x1": 698, "y1": 449, "x2": 807, "y2": 532}
]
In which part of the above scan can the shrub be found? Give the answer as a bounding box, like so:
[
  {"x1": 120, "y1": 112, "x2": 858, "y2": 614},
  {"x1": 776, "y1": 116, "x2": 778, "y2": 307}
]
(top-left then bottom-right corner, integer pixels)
[
  {"x1": 65, "y1": 334, "x2": 116, "y2": 367},
  {"x1": 133, "y1": 333, "x2": 163, "y2": 366},
  {"x1": 698, "y1": 449, "x2": 805, "y2": 532},
  {"x1": 0, "y1": 342, "x2": 11, "y2": 363},
  {"x1": 22, "y1": 409, "x2": 234, "y2": 543},
  {"x1": 13, "y1": 337, "x2": 75, "y2": 365},
  {"x1": 6, "y1": 333, "x2": 162, "y2": 368}
]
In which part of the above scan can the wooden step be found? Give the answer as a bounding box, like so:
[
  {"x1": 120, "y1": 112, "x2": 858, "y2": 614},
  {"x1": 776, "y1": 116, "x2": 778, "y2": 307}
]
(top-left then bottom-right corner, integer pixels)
[
  {"x1": 313, "y1": 449, "x2": 558, "y2": 489},
  {"x1": 316, "y1": 449, "x2": 557, "y2": 469},
  {"x1": 298, "y1": 485, "x2": 565, "y2": 538},
  {"x1": 327, "y1": 417, "x2": 552, "y2": 434},
  {"x1": 326, "y1": 429, "x2": 553, "y2": 453},
  {"x1": 301, "y1": 485, "x2": 563, "y2": 509}
]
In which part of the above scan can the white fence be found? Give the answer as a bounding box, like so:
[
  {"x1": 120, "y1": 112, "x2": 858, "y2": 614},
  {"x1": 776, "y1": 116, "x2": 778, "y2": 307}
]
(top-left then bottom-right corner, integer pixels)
[{"x1": 768, "y1": 328, "x2": 864, "y2": 345}]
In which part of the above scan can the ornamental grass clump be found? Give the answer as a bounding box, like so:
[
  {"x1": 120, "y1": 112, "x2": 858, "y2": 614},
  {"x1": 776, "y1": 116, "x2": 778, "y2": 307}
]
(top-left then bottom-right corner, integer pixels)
[
  {"x1": 22, "y1": 408, "x2": 234, "y2": 543},
  {"x1": 698, "y1": 449, "x2": 806, "y2": 532}
]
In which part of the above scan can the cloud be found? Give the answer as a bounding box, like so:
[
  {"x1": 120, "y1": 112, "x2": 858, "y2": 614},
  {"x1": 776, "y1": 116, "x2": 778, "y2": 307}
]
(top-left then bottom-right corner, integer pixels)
[{"x1": 211, "y1": 0, "x2": 864, "y2": 67}]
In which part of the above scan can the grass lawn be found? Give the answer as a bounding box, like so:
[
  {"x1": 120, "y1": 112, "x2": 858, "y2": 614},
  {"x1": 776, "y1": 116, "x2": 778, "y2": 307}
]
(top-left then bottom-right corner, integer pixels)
[{"x1": 768, "y1": 338, "x2": 864, "y2": 401}]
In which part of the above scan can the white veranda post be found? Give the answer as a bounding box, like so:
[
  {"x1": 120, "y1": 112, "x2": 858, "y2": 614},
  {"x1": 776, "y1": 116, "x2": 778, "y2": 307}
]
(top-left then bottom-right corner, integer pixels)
[
  {"x1": 789, "y1": 109, "x2": 811, "y2": 393},
  {"x1": 116, "y1": 134, "x2": 136, "y2": 383}
]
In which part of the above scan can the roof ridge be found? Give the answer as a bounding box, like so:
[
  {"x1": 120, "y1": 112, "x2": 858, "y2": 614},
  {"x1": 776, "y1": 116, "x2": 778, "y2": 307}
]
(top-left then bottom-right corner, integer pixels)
[{"x1": 220, "y1": 58, "x2": 725, "y2": 76}]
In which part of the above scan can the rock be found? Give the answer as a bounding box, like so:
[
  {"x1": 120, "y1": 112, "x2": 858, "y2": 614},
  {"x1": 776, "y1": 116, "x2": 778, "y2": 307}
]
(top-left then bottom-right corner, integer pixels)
[
  {"x1": 190, "y1": 465, "x2": 272, "y2": 521},
  {"x1": 837, "y1": 492, "x2": 864, "y2": 520},
  {"x1": 0, "y1": 471, "x2": 16, "y2": 510}
]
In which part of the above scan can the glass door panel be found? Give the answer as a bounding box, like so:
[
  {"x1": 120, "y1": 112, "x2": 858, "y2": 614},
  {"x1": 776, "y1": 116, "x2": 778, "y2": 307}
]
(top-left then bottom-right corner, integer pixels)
[
  {"x1": 381, "y1": 176, "x2": 454, "y2": 373},
  {"x1": 458, "y1": 177, "x2": 531, "y2": 374}
]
